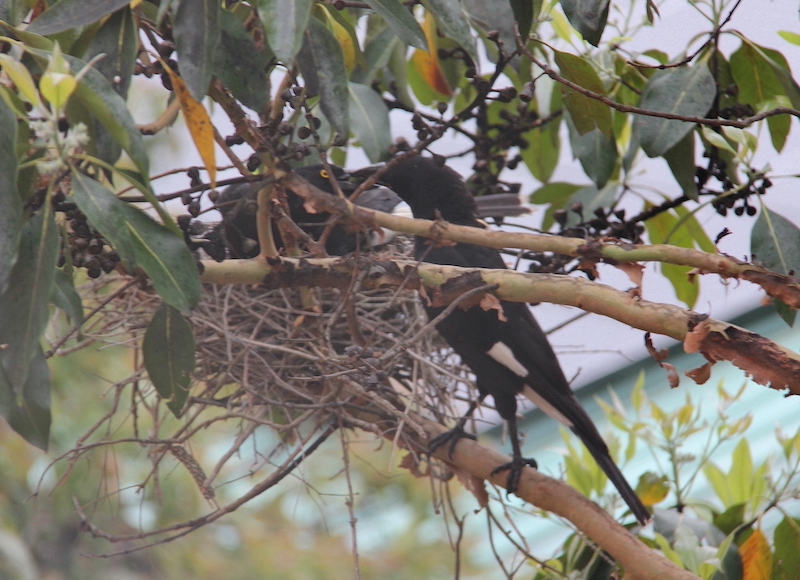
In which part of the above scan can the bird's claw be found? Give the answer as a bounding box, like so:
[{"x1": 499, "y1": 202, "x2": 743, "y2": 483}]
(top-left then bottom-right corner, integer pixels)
[
  {"x1": 490, "y1": 456, "x2": 538, "y2": 496},
  {"x1": 428, "y1": 425, "x2": 477, "y2": 458}
]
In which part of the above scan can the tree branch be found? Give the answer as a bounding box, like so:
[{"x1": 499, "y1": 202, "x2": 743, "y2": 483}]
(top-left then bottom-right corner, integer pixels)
[
  {"x1": 347, "y1": 392, "x2": 699, "y2": 579},
  {"x1": 276, "y1": 172, "x2": 800, "y2": 308},
  {"x1": 199, "y1": 257, "x2": 800, "y2": 393},
  {"x1": 516, "y1": 38, "x2": 800, "y2": 129}
]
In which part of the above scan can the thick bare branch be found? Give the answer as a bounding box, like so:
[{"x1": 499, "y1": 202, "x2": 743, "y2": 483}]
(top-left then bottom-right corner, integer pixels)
[
  {"x1": 349, "y1": 397, "x2": 699, "y2": 580},
  {"x1": 200, "y1": 257, "x2": 800, "y2": 393},
  {"x1": 280, "y1": 175, "x2": 800, "y2": 308}
]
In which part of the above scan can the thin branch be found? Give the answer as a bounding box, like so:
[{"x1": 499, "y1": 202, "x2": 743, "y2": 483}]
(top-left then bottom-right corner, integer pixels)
[{"x1": 517, "y1": 37, "x2": 800, "y2": 129}]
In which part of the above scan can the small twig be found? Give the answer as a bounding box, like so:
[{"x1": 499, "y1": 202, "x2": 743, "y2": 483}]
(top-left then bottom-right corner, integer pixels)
[
  {"x1": 213, "y1": 126, "x2": 252, "y2": 179},
  {"x1": 379, "y1": 283, "x2": 500, "y2": 364},
  {"x1": 138, "y1": 98, "x2": 181, "y2": 135},
  {"x1": 46, "y1": 277, "x2": 139, "y2": 358},
  {"x1": 517, "y1": 34, "x2": 800, "y2": 129},
  {"x1": 340, "y1": 428, "x2": 362, "y2": 580}
]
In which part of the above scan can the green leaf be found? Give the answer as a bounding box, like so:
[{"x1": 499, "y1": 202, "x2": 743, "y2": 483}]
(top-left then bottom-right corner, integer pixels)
[
  {"x1": 673, "y1": 206, "x2": 715, "y2": 254},
  {"x1": 85, "y1": 7, "x2": 137, "y2": 99},
  {"x1": 728, "y1": 438, "x2": 753, "y2": 505},
  {"x1": 554, "y1": 50, "x2": 613, "y2": 137},
  {"x1": 424, "y1": 0, "x2": 477, "y2": 64},
  {"x1": 699, "y1": 126, "x2": 736, "y2": 155},
  {"x1": 50, "y1": 269, "x2": 83, "y2": 328},
  {"x1": 143, "y1": 303, "x2": 196, "y2": 417},
  {"x1": 462, "y1": 0, "x2": 517, "y2": 62},
  {"x1": 713, "y1": 503, "x2": 745, "y2": 536},
  {"x1": 772, "y1": 297, "x2": 796, "y2": 327},
  {"x1": 751, "y1": 206, "x2": 800, "y2": 276},
  {"x1": 566, "y1": 115, "x2": 617, "y2": 188},
  {"x1": 563, "y1": 182, "x2": 618, "y2": 228},
  {"x1": 778, "y1": 30, "x2": 800, "y2": 46},
  {"x1": 0, "y1": 53, "x2": 44, "y2": 108},
  {"x1": 767, "y1": 108, "x2": 791, "y2": 153},
  {"x1": 521, "y1": 114, "x2": 560, "y2": 183},
  {"x1": 644, "y1": 206, "x2": 699, "y2": 308},
  {"x1": 635, "y1": 60, "x2": 716, "y2": 158},
  {"x1": 348, "y1": 82, "x2": 391, "y2": 163},
  {"x1": 662, "y1": 132, "x2": 698, "y2": 200},
  {"x1": 256, "y1": 0, "x2": 314, "y2": 63},
  {"x1": 729, "y1": 41, "x2": 784, "y2": 110},
  {"x1": 212, "y1": 9, "x2": 271, "y2": 113},
  {"x1": 509, "y1": 0, "x2": 535, "y2": 38},
  {"x1": 363, "y1": 0, "x2": 427, "y2": 51},
  {"x1": 560, "y1": 0, "x2": 609, "y2": 46},
  {"x1": 0, "y1": 205, "x2": 58, "y2": 391},
  {"x1": 773, "y1": 517, "x2": 800, "y2": 580},
  {"x1": 0, "y1": 0, "x2": 29, "y2": 26},
  {"x1": 0, "y1": 346, "x2": 51, "y2": 450},
  {"x1": 296, "y1": 17, "x2": 349, "y2": 137},
  {"x1": 173, "y1": 0, "x2": 220, "y2": 100},
  {"x1": 353, "y1": 24, "x2": 401, "y2": 85},
  {"x1": 703, "y1": 462, "x2": 730, "y2": 506},
  {"x1": 64, "y1": 54, "x2": 151, "y2": 187},
  {"x1": 83, "y1": 7, "x2": 138, "y2": 166},
  {"x1": 70, "y1": 171, "x2": 201, "y2": 313},
  {"x1": 741, "y1": 38, "x2": 800, "y2": 109},
  {"x1": 0, "y1": 93, "x2": 21, "y2": 295},
  {"x1": 26, "y1": 0, "x2": 130, "y2": 35},
  {"x1": 528, "y1": 182, "x2": 581, "y2": 231}
]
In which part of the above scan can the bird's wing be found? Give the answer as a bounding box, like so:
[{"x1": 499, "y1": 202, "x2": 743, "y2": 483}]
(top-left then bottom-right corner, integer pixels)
[{"x1": 424, "y1": 241, "x2": 612, "y2": 449}]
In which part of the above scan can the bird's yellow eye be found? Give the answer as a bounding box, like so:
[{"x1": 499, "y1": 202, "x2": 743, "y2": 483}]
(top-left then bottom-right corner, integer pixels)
[{"x1": 319, "y1": 169, "x2": 329, "y2": 179}]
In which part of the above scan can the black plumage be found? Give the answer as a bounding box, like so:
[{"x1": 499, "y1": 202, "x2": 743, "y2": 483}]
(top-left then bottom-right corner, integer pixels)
[
  {"x1": 211, "y1": 164, "x2": 529, "y2": 259},
  {"x1": 371, "y1": 156, "x2": 649, "y2": 525},
  {"x1": 213, "y1": 164, "x2": 360, "y2": 258}
]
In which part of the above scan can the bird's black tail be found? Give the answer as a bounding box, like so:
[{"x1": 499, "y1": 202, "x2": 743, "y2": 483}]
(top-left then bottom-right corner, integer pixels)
[{"x1": 580, "y1": 436, "x2": 650, "y2": 525}]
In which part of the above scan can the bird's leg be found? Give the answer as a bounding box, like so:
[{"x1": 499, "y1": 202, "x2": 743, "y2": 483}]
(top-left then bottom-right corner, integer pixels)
[
  {"x1": 490, "y1": 416, "x2": 538, "y2": 495},
  {"x1": 428, "y1": 396, "x2": 484, "y2": 458}
]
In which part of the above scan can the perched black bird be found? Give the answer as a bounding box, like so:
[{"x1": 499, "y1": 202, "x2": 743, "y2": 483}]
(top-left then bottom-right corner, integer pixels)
[
  {"x1": 212, "y1": 164, "x2": 360, "y2": 258},
  {"x1": 369, "y1": 156, "x2": 650, "y2": 525},
  {"x1": 210, "y1": 164, "x2": 529, "y2": 259}
]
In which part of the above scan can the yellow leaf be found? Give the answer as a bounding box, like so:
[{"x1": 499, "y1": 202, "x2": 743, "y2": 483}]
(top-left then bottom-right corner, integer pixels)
[
  {"x1": 163, "y1": 63, "x2": 216, "y2": 186},
  {"x1": 410, "y1": 12, "x2": 452, "y2": 97},
  {"x1": 0, "y1": 54, "x2": 43, "y2": 108},
  {"x1": 741, "y1": 528, "x2": 772, "y2": 580},
  {"x1": 635, "y1": 473, "x2": 670, "y2": 507},
  {"x1": 319, "y1": 5, "x2": 358, "y2": 72}
]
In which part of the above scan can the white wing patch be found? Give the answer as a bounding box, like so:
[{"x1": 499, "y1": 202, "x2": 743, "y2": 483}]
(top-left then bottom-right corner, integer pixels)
[
  {"x1": 487, "y1": 341, "x2": 574, "y2": 426},
  {"x1": 521, "y1": 385, "x2": 573, "y2": 427},
  {"x1": 487, "y1": 342, "x2": 528, "y2": 377}
]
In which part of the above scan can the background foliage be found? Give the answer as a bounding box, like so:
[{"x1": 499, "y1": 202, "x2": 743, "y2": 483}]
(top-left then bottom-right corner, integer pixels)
[{"x1": 1, "y1": 0, "x2": 799, "y2": 577}]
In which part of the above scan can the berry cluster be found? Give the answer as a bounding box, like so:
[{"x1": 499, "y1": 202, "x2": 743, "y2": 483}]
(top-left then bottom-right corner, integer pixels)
[
  {"x1": 699, "y1": 156, "x2": 771, "y2": 217},
  {"x1": 54, "y1": 193, "x2": 120, "y2": 278}
]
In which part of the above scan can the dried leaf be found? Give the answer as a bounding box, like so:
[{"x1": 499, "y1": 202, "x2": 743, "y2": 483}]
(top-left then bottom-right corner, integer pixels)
[
  {"x1": 399, "y1": 452, "x2": 427, "y2": 478},
  {"x1": 616, "y1": 261, "x2": 644, "y2": 288},
  {"x1": 577, "y1": 257, "x2": 600, "y2": 279},
  {"x1": 644, "y1": 332, "x2": 669, "y2": 362},
  {"x1": 163, "y1": 63, "x2": 216, "y2": 187},
  {"x1": 453, "y1": 464, "x2": 489, "y2": 508},
  {"x1": 645, "y1": 332, "x2": 679, "y2": 388},
  {"x1": 479, "y1": 293, "x2": 507, "y2": 321},
  {"x1": 685, "y1": 362, "x2": 713, "y2": 385},
  {"x1": 741, "y1": 528, "x2": 772, "y2": 580}
]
